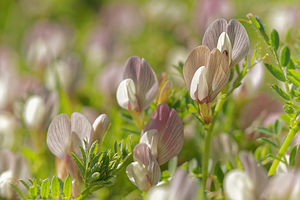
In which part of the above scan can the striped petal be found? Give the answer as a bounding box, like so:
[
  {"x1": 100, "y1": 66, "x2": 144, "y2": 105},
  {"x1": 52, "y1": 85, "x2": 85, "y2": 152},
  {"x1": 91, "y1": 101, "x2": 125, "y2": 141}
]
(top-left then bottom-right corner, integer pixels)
[
  {"x1": 140, "y1": 129, "x2": 159, "y2": 159},
  {"x1": 183, "y1": 46, "x2": 210, "y2": 92},
  {"x1": 227, "y1": 19, "x2": 250, "y2": 67},
  {"x1": 46, "y1": 114, "x2": 71, "y2": 159},
  {"x1": 202, "y1": 18, "x2": 227, "y2": 50},
  {"x1": 127, "y1": 143, "x2": 161, "y2": 191},
  {"x1": 123, "y1": 56, "x2": 158, "y2": 111},
  {"x1": 71, "y1": 112, "x2": 92, "y2": 144}
]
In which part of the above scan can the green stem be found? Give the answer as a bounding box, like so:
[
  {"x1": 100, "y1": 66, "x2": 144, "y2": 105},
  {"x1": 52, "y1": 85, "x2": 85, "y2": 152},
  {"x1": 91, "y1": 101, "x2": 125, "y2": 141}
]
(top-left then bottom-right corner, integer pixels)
[
  {"x1": 268, "y1": 120, "x2": 300, "y2": 176},
  {"x1": 202, "y1": 94, "x2": 226, "y2": 192}
]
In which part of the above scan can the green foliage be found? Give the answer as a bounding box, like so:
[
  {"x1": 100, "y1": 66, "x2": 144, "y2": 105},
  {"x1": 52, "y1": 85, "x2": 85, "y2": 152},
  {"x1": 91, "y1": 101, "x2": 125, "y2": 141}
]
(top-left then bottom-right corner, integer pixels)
[
  {"x1": 280, "y1": 46, "x2": 290, "y2": 67},
  {"x1": 271, "y1": 29, "x2": 279, "y2": 50}
]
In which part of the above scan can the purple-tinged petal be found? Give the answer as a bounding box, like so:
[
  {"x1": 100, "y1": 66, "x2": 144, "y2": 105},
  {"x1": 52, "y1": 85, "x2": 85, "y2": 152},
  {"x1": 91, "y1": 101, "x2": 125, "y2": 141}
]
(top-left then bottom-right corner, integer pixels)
[
  {"x1": 206, "y1": 48, "x2": 230, "y2": 101},
  {"x1": 71, "y1": 112, "x2": 92, "y2": 144},
  {"x1": 239, "y1": 152, "x2": 268, "y2": 197},
  {"x1": 123, "y1": 56, "x2": 158, "y2": 111},
  {"x1": 183, "y1": 46, "x2": 210, "y2": 92},
  {"x1": 202, "y1": 18, "x2": 227, "y2": 50},
  {"x1": 46, "y1": 114, "x2": 71, "y2": 159},
  {"x1": 140, "y1": 129, "x2": 159, "y2": 159},
  {"x1": 127, "y1": 143, "x2": 161, "y2": 191},
  {"x1": 157, "y1": 108, "x2": 184, "y2": 165},
  {"x1": 227, "y1": 19, "x2": 250, "y2": 67}
]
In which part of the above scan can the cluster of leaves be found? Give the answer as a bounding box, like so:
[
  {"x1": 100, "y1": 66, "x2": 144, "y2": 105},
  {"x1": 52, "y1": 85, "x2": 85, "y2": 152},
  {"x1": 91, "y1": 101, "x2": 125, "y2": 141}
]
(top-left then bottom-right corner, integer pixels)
[{"x1": 12, "y1": 138, "x2": 132, "y2": 199}]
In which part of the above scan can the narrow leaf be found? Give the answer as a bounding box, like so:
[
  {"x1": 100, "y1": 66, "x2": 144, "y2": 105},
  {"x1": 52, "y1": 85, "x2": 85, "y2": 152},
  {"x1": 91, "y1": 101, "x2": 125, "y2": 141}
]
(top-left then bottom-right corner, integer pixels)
[
  {"x1": 259, "y1": 137, "x2": 279, "y2": 148},
  {"x1": 274, "y1": 120, "x2": 282, "y2": 135},
  {"x1": 264, "y1": 63, "x2": 285, "y2": 81},
  {"x1": 281, "y1": 46, "x2": 290, "y2": 67},
  {"x1": 256, "y1": 127, "x2": 274, "y2": 135},
  {"x1": 271, "y1": 29, "x2": 280, "y2": 50},
  {"x1": 287, "y1": 76, "x2": 300, "y2": 87},
  {"x1": 271, "y1": 84, "x2": 290, "y2": 100}
]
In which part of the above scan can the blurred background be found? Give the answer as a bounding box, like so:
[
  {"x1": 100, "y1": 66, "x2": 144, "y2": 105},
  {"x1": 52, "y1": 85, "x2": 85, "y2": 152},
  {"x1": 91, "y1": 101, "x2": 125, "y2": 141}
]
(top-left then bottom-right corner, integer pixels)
[{"x1": 0, "y1": 0, "x2": 300, "y2": 199}]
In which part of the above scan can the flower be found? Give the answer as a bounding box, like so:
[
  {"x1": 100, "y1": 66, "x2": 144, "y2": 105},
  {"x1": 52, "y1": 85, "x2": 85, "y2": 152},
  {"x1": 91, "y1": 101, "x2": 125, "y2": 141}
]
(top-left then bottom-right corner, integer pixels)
[
  {"x1": 224, "y1": 152, "x2": 268, "y2": 200},
  {"x1": 116, "y1": 56, "x2": 158, "y2": 112},
  {"x1": 140, "y1": 104, "x2": 184, "y2": 165},
  {"x1": 147, "y1": 169, "x2": 198, "y2": 200},
  {"x1": 183, "y1": 45, "x2": 229, "y2": 103},
  {"x1": 91, "y1": 114, "x2": 109, "y2": 144},
  {"x1": 202, "y1": 18, "x2": 250, "y2": 68},
  {"x1": 126, "y1": 143, "x2": 161, "y2": 191},
  {"x1": 0, "y1": 150, "x2": 31, "y2": 199}
]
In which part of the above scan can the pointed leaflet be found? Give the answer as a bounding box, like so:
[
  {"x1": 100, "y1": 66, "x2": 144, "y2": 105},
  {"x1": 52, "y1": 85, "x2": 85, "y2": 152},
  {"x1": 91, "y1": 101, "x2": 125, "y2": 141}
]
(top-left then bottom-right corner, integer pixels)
[
  {"x1": 47, "y1": 114, "x2": 71, "y2": 159},
  {"x1": 183, "y1": 46, "x2": 210, "y2": 92}
]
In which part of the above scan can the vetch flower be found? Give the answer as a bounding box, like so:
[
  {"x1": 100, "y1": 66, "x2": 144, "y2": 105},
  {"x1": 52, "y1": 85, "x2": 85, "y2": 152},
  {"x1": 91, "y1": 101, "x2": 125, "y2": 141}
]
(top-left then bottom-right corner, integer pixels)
[
  {"x1": 202, "y1": 18, "x2": 250, "y2": 67},
  {"x1": 183, "y1": 45, "x2": 229, "y2": 104},
  {"x1": 224, "y1": 152, "x2": 268, "y2": 200},
  {"x1": 126, "y1": 143, "x2": 161, "y2": 191},
  {"x1": 116, "y1": 56, "x2": 158, "y2": 112},
  {"x1": 140, "y1": 104, "x2": 184, "y2": 165},
  {"x1": 91, "y1": 114, "x2": 109, "y2": 144}
]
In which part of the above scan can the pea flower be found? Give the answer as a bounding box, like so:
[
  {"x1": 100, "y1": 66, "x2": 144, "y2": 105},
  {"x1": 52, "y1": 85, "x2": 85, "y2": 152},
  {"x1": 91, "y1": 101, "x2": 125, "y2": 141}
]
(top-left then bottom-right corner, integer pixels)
[
  {"x1": 183, "y1": 45, "x2": 229, "y2": 103},
  {"x1": 224, "y1": 152, "x2": 268, "y2": 200},
  {"x1": 0, "y1": 150, "x2": 31, "y2": 199},
  {"x1": 202, "y1": 18, "x2": 250, "y2": 67},
  {"x1": 140, "y1": 103, "x2": 184, "y2": 165},
  {"x1": 147, "y1": 169, "x2": 198, "y2": 200},
  {"x1": 116, "y1": 56, "x2": 158, "y2": 112},
  {"x1": 126, "y1": 143, "x2": 161, "y2": 191}
]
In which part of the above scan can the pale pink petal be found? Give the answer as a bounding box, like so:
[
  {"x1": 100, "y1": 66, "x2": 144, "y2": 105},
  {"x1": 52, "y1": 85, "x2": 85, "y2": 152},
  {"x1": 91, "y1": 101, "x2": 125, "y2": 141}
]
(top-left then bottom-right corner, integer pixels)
[
  {"x1": 202, "y1": 18, "x2": 227, "y2": 50},
  {"x1": 46, "y1": 114, "x2": 71, "y2": 159},
  {"x1": 227, "y1": 19, "x2": 250, "y2": 67},
  {"x1": 71, "y1": 112, "x2": 92, "y2": 144}
]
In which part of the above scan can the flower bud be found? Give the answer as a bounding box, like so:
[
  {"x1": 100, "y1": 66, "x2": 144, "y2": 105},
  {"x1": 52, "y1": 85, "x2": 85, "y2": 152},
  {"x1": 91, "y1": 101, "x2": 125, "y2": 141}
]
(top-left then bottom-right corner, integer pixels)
[
  {"x1": 23, "y1": 95, "x2": 46, "y2": 129},
  {"x1": 92, "y1": 114, "x2": 109, "y2": 144}
]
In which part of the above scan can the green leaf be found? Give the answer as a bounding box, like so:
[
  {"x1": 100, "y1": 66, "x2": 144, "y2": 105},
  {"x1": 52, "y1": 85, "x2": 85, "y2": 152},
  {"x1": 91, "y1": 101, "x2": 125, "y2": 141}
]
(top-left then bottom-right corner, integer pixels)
[
  {"x1": 259, "y1": 138, "x2": 279, "y2": 148},
  {"x1": 288, "y1": 69, "x2": 300, "y2": 82},
  {"x1": 289, "y1": 145, "x2": 297, "y2": 166},
  {"x1": 29, "y1": 179, "x2": 37, "y2": 197},
  {"x1": 63, "y1": 176, "x2": 72, "y2": 197},
  {"x1": 10, "y1": 184, "x2": 25, "y2": 199},
  {"x1": 256, "y1": 127, "x2": 274, "y2": 136},
  {"x1": 287, "y1": 75, "x2": 300, "y2": 87},
  {"x1": 281, "y1": 46, "x2": 290, "y2": 67},
  {"x1": 51, "y1": 176, "x2": 60, "y2": 198},
  {"x1": 271, "y1": 29, "x2": 280, "y2": 50},
  {"x1": 283, "y1": 104, "x2": 295, "y2": 114},
  {"x1": 271, "y1": 84, "x2": 290, "y2": 100},
  {"x1": 168, "y1": 157, "x2": 178, "y2": 176},
  {"x1": 41, "y1": 179, "x2": 50, "y2": 198},
  {"x1": 264, "y1": 63, "x2": 285, "y2": 81},
  {"x1": 274, "y1": 120, "x2": 282, "y2": 135}
]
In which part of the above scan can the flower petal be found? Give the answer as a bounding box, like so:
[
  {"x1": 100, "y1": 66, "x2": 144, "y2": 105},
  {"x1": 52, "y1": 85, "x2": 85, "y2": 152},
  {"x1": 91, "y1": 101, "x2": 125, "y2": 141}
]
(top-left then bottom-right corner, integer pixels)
[
  {"x1": 227, "y1": 19, "x2": 250, "y2": 67},
  {"x1": 123, "y1": 56, "x2": 158, "y2": 111},
  {"x1": 140, "y1": 129, "x2": 159, "y2": 159},
  {"x1": 92, "y1": 114, "x2": 109, "y2": 143},
  {"x1": 224, "y1": 169, "x2": 255, "y2": 200},
  {"x1": 202, "y1": 18, "x2": 227, "y2": 50},
  {"x1": 191, "y1": 66, "x2": 209, "y2": 101},
  {"x1": 217, "y1": 32, "x2": 232, "y2": 64},
  {"x1": 206, "y1": 48, "x2": 230, "y2": 101},
  {"x1": 71, "y1": 112, "x2": 92, "y2": 144},
  {"x1": 183, "y1": 46, "x2": 210, "y2": 92},
  {"x1": 116, "y1": 78, "x2": 138, "y2": 110},
  {"x1": 157, "y1": 108, "x2": 184, "y2": 165},
  {"x1": 46, "y1": 114, "x2": 71, "y2": 159},
  {"x1": 239, "y1": 152, "x2": 268, "y2": 197},
  {"x1": 126, "y1": 161, "x2": 150, "y2": 191}
]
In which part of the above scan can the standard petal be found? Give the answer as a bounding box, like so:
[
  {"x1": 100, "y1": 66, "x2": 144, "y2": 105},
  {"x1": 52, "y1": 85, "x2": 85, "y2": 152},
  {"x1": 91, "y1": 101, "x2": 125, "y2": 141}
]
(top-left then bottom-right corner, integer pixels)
[
  {"x1": 123, "y1": 56, "x2": 158, "y2": 111},
  {"x1": 71, "y1": 112, "x2": 92, "y2": 144},
  {"x1": 224, "y1": 169, "x2": 255, "y2": 200},
  {"x1": 227, "y1": 19, "x2": 250, "y2": 67},
  {"x1": 116, "y1": 78, "x2": 138, "y2": 110},
  {"x1": 157, "y1": 108, "x2": 184, "y2": 165},
  {"x1": 239, "y1": 152, "x2": 268, "y2": 197},
  {"x1": 92, "y1": 114, "x2": 109, "y2": 143},
  {"x1": 202, "y1": 18, "x2": 227, "y2": 50},
  {"x1": 183, "y1": 46, "x2": 210, "y2": 92},
  {"x1": 206, "y1": 48, "x2": 230, "y2": 101},
  {"x1": 46, "y1": 114, "x2": 71, "y2": 159}
]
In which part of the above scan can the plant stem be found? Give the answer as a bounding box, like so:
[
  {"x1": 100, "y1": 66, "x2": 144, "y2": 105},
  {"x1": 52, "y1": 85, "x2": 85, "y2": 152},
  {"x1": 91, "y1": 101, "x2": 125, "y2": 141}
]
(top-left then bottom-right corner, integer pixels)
[
  {"x1": 202, "y1": 94, "x2": 226, "y2": 192},
  {"x1": 268, "y1": 120, "x2": 300, "y2": 176}
]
